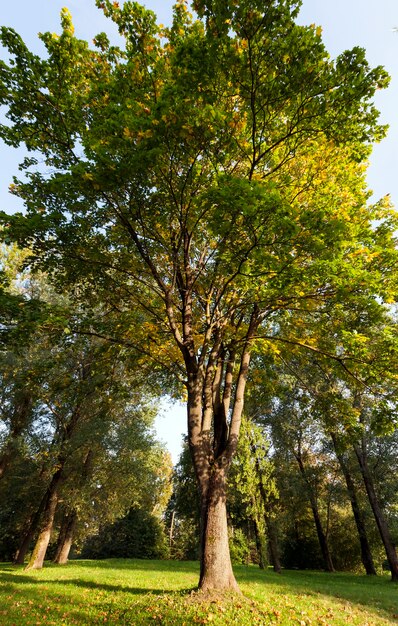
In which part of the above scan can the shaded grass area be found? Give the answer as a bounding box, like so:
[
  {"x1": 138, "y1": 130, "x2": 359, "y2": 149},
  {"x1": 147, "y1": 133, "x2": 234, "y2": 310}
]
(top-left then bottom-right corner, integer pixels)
[{"x1": 0, "y1": 559, "x2": 397, "y2": 625}]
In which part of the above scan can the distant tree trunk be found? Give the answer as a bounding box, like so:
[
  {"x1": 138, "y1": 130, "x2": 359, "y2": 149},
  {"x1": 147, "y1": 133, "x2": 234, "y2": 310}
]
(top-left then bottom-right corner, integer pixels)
[
  {"x1": 14, "y1": 492, "x2": 47, "y2": 565},
  {"x1": 52, "y1": 448, "x2": 93, "y2": 565},
  {"x1": 252, "y1": 516, "x2": 267, "y2": 569},
  {"x1": 310, "y1": 496, "x2": 335, "y2": 573},
  {"x1": 354, "y1": 441, "x2": 398, "y2": 582},
  {"x1": 53, "y1": 509, "x2": 77, "y2": 564},
  {"x1": 25, "y1": 467, "x2": 64, "y2": 570},
  {"x1": 264, "y1": 512, "x2": 282, "y2": 573},
  {"x1": 330, "y1": 433, "x2": 376, "y2": 576},
  {"x1": 0, "y1": 393, "x2": 32, "y2": 480},
  {"x1": 252, "y1": 444, "x2": 281, "y2": 573},
  {"x1": 295, "y1": 452, "x2": 334, "y2": 572},
  {"x1": 169, "y1": 509, "x2": 176, "y2": 550}
]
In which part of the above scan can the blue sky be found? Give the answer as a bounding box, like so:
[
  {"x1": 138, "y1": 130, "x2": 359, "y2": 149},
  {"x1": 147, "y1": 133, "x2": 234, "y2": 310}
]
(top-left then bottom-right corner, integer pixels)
[{"x1": 1, "y1": 1, "x2": 397, "y2": 461}]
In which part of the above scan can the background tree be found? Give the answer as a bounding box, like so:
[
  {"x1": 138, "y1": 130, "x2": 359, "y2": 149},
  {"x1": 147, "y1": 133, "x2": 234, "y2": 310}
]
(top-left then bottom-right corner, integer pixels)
[
  {"x1": 81, "y1": 507, "x2": 169, "y2": 560},
  {"x1": 0, "y1": 255, "x2": 171, "y2": 567},
  {"x1": 228, "y1": 417, "x2": 279, "y2": 570}
]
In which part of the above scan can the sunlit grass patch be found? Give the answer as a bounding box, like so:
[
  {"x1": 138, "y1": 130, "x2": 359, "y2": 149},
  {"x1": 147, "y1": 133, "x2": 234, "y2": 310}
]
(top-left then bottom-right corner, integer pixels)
[{"x1": 0, "y1": 559, "x2": 397, "y2": 625}]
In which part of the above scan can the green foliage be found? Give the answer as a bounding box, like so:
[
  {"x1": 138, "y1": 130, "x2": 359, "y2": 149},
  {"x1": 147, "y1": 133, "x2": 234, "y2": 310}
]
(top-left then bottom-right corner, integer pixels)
[
  {"x1": 230, "y1": 417, "x2": 277, "y2": 519},
  {"x1": 0, "y1": 260, "x2": 171, "y2": 564},
  {"x1": 228, "y1": 527, "x2": 254, "y2": 565},
  {"x1": 0, "y1": 0, "x2": 395, "y2": 365},
  {"x1": 81, "y1": 507, "x2": 169, "y2": 560},
  {"x1": 166, "y1": 441, "x2": 200, "y2": 560},
  {"x1": 0, "y1": 456, "x2": 45, "y2": 560}
]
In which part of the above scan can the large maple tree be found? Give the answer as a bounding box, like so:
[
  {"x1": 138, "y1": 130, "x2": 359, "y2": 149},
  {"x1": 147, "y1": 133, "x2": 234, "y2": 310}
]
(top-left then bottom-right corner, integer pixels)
[{"x1": 1, "y1": 0, "x2": 397, "y2": 589}]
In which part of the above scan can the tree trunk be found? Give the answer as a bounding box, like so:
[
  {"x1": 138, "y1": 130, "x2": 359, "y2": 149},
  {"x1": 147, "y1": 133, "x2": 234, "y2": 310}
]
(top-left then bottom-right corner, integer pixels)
[
  {"x1": 354, "y1": 442, "x2": 398, "y2": 582},
  {"x1": 25, "y1": 469, "x2": 63, "y2": 570},
  {"x1": 331, "y1": 434, "x2": 376, "y2": 576},
  {"x1": 185, "y1": 309, "x2": 258, "y2": 591},
  {"x1": 198, "y1": 464, "x2": 240, "y2": 592},
  {"x1": 265, "y1": 512, "x2": 282, "y2": 573},
  {"x1": 0, "y1": 446, "x2": 14, "y2": 480},
  {"x1": 52, "y1": 449, "x2": 93, "y2": 564},
  {"x1": 254, "y1": 454, "x2": 281, "y2": 573},
  {"x1": 311, "y1": 499, "x2": 335, "y2": 572},
  {"x1": 0, "y1": 393, "x2": 33, "y2": 480},
  {"x1": 188, "y1": 374, "x2": 240, "y2": 592},
  {"x1": 53, "y1": 509, "x2": 77, "y2": 564},
  {"x1": 14, "y1": 493, "x2": 48, "y2": 565},
  {"x1": 169, "y1": 509, "x2": 176, "y2": 550},
  {"x1": 253, "y1": 517, "x2": 267, "y2": 569},
  {"x1": 296, "y1": 454, "x2": 334, "y2": 572},
  {"x1": 251, "y1": 445, "x2": 281, "y2": 573}
]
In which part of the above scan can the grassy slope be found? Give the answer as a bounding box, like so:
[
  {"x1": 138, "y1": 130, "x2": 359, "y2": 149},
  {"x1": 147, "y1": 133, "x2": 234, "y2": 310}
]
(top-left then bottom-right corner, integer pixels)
[{"x1": 0, "y1": 559, "x2": 397, "y2": 625}]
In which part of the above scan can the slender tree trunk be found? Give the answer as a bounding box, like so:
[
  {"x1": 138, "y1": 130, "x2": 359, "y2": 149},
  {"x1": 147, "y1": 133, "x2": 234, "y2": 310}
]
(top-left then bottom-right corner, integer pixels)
[
  {"x1": 354, "y1": 442, "x2": 398, "y2": 582},
  {"x1": 25, "y1": 469, "x2": 63, "y2": 570},
  {"x1": 169, "y1": 509, "x2": 176, "y2": 550},
  {"x1": 0, "y1": 393, "x2": 32, "y2": 480},
  {"x1": 53, "y1": 510, "x2": 68, "y2": 563},
  {"x1": 330, "y1": 434, "x2": 376, "y2": 575},
  {"x1": 53, "y1": 510, "x2": 77, "y2": 564},
  {"x1": 254, "y1": 451, "x2": 281, "y2": 573},
  {"x1": 310, "y1": 498, "x2": 334, "y2": 572},
  {"x1": 0, "y1": 447, "x2": 14, "y2": 480},
  {"x1": 14, "y1": 493, "x2": 48, "y2": 565},
  {"x1": 198, "y1": 464, "x2": 240, "y2": 592},
  {"x1": 295, "y1": 454, "x2": 334, "y2": 572},
  {"x1": 264, "y1": 512, "x2": 282, "y2": 573},
  {"x1": 252, "y1": 516, "x2": 267, "y2": 569},
  {"x1": 52, "y1": 449, "x2": 92, "y2": 564}
]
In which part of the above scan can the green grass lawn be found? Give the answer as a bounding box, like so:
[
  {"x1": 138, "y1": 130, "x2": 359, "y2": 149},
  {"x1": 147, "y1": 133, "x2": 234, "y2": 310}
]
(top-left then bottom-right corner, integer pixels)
[{"x1": 0, "y1": 559, "x2": 397, "y2": 625}]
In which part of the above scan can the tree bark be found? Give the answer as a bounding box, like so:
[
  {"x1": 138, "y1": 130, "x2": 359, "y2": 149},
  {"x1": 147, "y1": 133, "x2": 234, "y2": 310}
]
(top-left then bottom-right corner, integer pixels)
[
  {"x1": 295, "y1": 453, "x2": 335, "y2": 572},
  {"x1": 264, "y1": 512, "x2": 282, "y2": 573},
  {"x1": 14, "y1": 492, "x2": 47, "y2": 565},
  {"x1": 0, "y1": 392, "x2": 32, "y2": 480},
  {"x1": 187, "y1": 372, "x2": 241, "y2": 592},
  {"x1": 330, "y1": 434, "x2": 376, "y2": 576},
  {"x1": 186, "y1": 366, "x2": 239, "y2": 592},
  {"x1": 25, "y1": 468, "x2": 64, "y2": 570},
  {"x1": 253, "y1": 516, "x2": 267, "y2": 570},
  {"x1": 198, "y1": 464, "x2": 240, "y2": 592},
  {"x1": 354, "y1": 442, "x2": 398, "y2": 581},
  {"x1": 254, "y1": 451, "x2": 282, "y2": 573},
  {"x1": 53, "y1": 509, "x2": 77, "y2": 564},
  {"x1": 169, "y1": 509, "x2": 176, "y2": 550},
  {"x1": 183, "y1": 293, "x2": 258, "y2": 591}
]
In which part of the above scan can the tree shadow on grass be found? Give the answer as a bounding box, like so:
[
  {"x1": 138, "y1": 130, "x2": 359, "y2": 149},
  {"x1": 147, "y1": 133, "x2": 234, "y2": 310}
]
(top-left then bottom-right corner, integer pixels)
[
  {"x1": 236, "y1": 565, "x2": 398, "y2": 617},
  {"x1": 2, "y1": 563, "x2": 397, "y2": 626},
  {"x1": 0, "y1": 568, "x2": 200, "y2": 626},
  {"x1": 70, "y1": 558, "x2": 200, "y2": 574},
  {"x1": 0, "y1": 571, "x2": 196, "y2": 596}
]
